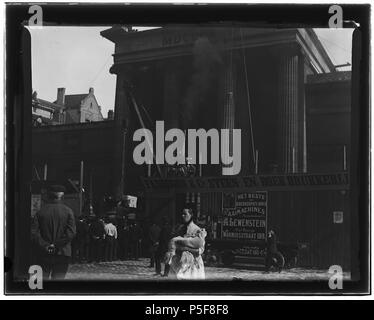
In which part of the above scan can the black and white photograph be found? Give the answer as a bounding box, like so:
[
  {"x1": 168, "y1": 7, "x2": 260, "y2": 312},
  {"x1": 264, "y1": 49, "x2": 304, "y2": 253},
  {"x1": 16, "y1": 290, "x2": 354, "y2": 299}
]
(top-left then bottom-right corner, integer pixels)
[{"x1": 4, "y1": 3, "x2": 370, "y2": 296}]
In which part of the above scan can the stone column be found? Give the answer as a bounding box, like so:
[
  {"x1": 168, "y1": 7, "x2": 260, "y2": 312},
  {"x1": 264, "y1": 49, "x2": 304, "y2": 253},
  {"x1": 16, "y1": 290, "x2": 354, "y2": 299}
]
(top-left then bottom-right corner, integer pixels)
[
  {"x1": 277, "y1": 51, "x2": 300, "y2": 174},
  {"x1": 299, "y1": 54, "x2": 307, "y2": 173}
]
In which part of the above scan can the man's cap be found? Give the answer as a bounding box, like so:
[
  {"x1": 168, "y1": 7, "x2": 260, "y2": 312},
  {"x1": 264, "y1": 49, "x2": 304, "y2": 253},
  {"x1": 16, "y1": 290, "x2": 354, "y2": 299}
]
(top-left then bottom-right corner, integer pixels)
[{"x1": 48, "y1": 184, "x2": 66, "y2": 193}]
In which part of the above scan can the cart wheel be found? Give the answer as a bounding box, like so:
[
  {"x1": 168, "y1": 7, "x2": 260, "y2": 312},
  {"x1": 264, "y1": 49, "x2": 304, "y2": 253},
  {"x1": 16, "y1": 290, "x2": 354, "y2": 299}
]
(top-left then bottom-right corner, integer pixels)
[{"x1": 222, "y1": 251, "x2": 235, "y2": 266}]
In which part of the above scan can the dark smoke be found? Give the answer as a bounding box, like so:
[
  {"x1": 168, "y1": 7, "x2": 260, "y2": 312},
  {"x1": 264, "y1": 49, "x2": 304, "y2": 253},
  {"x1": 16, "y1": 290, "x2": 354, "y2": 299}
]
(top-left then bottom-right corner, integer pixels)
[{"x1": 180, "y1": 37, "x2": 223, "y2": 128}]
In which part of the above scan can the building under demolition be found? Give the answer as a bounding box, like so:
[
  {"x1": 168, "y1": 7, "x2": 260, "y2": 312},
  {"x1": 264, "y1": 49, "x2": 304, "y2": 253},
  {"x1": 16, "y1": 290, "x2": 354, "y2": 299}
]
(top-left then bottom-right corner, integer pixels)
[{"x1": 32, "y1": 27, "x2": 352, "y2": 269}]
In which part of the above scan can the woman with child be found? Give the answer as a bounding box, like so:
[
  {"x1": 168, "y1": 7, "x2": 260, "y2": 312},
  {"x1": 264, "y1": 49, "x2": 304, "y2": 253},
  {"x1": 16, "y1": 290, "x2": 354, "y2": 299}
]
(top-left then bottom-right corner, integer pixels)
[{"x1": 164, "y1": 207, "x2": 207, "y2": 280}]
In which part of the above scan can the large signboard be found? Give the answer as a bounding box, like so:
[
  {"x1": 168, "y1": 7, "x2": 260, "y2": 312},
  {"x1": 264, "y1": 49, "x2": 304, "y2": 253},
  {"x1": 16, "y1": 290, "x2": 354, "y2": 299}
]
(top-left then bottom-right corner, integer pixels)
[
  {"x1": 222, "y1": 191, "x2": 267, "y2": 258},
  {"x1": 142, "y1": 172, "x2": 349, "y2": 191}
]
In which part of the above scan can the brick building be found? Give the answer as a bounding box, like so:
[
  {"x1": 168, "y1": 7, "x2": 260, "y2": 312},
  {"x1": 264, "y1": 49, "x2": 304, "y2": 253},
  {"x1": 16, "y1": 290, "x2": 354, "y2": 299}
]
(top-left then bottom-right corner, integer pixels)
[{"x1": 31, "y1": 87, "x2": 105, "y2": 127}]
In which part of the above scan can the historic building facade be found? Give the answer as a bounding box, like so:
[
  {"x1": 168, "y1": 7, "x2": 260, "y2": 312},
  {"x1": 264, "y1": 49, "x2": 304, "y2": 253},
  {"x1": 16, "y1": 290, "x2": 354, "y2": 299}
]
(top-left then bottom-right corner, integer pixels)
[{"x1": 101, "y1": 27, "x2": 341, "y2": 184}]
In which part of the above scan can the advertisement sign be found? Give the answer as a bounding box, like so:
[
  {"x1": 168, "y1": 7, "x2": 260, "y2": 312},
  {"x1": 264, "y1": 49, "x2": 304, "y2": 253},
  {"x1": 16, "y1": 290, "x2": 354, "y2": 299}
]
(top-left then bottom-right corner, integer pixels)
[{"x1": 222, "y1": 191, "x2": 267, "y2": 258}]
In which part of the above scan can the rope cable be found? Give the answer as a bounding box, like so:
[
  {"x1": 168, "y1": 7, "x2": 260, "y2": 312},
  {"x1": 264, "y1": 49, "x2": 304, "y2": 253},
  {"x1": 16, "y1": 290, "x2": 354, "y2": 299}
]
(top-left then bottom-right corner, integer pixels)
[
  {"x1": 239, "y1": 28, "x2": 256, "y2": 165},
  {"x1": 88, "y1": 55, "x2": 112, "y2": 87}
]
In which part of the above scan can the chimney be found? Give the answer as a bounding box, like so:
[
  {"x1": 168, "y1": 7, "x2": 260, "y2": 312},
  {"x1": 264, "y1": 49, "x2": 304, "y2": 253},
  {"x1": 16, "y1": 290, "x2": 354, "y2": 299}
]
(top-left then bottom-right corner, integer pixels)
[
  {"x1": 56, "y1": 88, "x2": 66, "y2": 105},
  {"x1": 89, "y1": 87, "x2": 94, "y2": 94},
  {"x1": 107, "y1": 110, "x2": 114, "y2": 120}
]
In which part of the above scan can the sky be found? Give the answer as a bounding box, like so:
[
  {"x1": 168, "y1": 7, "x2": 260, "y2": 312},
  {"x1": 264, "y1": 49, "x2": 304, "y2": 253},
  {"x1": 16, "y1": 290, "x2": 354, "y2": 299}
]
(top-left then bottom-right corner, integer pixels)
[{"x1": 28, "y1": 26, "x2": 354, "y2": 117}]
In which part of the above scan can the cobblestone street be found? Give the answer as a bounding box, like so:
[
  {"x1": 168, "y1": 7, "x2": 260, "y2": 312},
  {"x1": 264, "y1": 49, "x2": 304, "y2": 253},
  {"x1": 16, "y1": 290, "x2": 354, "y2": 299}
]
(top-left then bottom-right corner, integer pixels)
[{"x1": 65, "y1": 258, "x2": 351, "y2": 281}]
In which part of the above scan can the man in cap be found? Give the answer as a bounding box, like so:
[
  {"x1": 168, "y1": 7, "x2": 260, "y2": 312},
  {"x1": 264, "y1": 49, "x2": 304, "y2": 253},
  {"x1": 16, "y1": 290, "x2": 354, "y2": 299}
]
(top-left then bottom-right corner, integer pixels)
[{"x1": 31, "y1": 184, "x2": 76, "y2": 280}]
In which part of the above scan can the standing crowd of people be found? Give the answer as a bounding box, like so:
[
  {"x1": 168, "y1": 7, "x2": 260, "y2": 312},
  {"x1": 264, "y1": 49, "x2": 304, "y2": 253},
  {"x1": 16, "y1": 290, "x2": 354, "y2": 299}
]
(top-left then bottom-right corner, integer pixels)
[
  {"x1": 71, "y1": 216, "x2": 144, "y2": 264},
  {"x1": 31, "y1": 185, "x2": 145, "y2": 280},
  {"x1": 31, "y1": 184, "x2": 208, "y2": 280}
]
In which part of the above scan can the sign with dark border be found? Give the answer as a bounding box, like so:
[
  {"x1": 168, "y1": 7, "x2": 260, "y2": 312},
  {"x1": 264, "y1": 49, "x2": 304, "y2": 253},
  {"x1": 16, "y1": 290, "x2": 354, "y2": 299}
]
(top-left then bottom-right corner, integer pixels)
[
  {"x1": 221, "y1": 191, "x2": 267, "y2": 258},
  {"x1": 142, "y1": 172, "x2": 349, "y2": 192}
]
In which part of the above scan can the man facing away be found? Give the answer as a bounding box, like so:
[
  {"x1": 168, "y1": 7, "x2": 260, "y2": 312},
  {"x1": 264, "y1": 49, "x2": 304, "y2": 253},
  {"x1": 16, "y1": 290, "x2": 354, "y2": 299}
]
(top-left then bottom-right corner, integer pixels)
[
  {"x1": 104, "y1": 217, "x2": 118, "y2": 262},
  {"x1": 31, "y1": 185, "x2": 76, "y2": 280}
]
